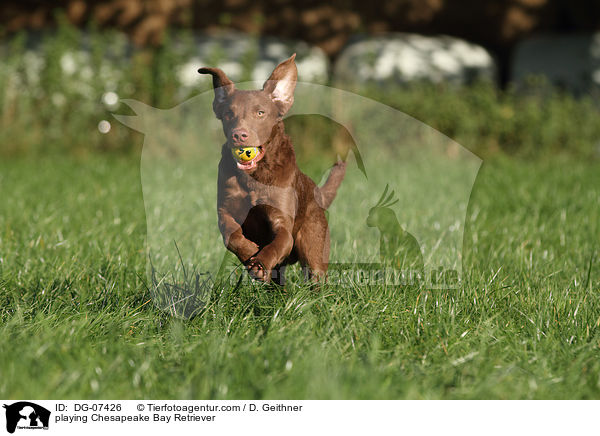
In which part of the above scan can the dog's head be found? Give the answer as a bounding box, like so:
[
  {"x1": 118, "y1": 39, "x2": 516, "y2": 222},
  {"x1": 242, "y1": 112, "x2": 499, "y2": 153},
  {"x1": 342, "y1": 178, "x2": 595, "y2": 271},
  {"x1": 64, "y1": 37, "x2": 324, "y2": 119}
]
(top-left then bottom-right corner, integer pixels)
[{"x1": 198, "y1": 54, "x2": 297, "y2": 171}]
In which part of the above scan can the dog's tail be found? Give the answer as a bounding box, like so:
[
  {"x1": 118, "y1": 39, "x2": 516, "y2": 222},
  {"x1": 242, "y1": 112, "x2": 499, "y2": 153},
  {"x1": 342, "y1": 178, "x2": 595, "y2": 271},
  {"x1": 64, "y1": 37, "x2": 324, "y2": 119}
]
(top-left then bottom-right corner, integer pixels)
[{"x1": 315, "y1": 159, "x2": 347, "y2": 209}]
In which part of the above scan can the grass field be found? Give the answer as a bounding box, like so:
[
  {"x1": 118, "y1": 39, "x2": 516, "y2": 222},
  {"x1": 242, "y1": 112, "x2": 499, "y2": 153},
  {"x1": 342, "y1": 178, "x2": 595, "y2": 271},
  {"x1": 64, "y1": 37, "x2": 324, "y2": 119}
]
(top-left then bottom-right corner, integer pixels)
[
  {"x1": 1, "y1": 22, "x2": 599, "y2": 401},
  {"x1": 1, "y1": 153, "x2": 598, "y2": 399}
]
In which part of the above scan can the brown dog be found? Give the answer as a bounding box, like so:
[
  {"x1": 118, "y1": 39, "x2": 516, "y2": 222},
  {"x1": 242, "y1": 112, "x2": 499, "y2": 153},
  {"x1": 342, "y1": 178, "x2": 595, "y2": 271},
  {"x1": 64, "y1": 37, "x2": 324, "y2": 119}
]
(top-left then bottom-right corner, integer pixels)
[{"x1": 198, "y1": 54, "x2": 346, "y2": 284}]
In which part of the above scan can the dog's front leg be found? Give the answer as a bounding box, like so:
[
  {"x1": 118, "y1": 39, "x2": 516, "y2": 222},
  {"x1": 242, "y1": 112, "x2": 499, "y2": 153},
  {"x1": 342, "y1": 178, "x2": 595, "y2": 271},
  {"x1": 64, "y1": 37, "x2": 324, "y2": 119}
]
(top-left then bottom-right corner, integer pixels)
[
  {"x1": 218, "y1": 209, "x2": 259, "y2": 264},
  {"x1": 247, "y1": 209, "x2": 294, "y2": 282}
]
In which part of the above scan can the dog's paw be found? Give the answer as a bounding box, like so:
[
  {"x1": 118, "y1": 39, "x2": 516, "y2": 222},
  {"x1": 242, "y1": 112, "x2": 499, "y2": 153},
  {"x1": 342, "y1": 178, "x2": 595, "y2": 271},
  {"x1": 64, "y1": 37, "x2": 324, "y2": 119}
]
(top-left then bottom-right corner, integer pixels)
[{"x1": 245, "y1": 257, "x2": 269, "y2": 282}]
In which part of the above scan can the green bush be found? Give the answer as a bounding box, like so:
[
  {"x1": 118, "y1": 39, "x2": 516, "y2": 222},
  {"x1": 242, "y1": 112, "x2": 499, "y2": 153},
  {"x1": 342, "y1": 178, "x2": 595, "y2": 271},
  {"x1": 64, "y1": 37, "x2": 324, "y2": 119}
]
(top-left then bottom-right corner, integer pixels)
[
  {"x1": 363, "y1": 81, "x2": 600, "y2": 159},
  {"x1": 1, "y1": 20, "x2": 599, "y2": 159}
]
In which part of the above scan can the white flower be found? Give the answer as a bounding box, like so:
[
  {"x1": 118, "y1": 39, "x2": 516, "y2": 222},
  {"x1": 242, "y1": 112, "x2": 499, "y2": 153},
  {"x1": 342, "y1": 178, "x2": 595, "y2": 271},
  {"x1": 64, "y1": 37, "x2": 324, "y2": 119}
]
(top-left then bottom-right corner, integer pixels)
[
  {"x1": 23, "y1": 51, "x2": 44, "y2": 86},
  {"x1": 60, "y1": 52, "x2": 77, "y2": 76},
  {"x1": 177, "y1": 57, "x2": 203, "y2": 88},
  {"x1": 102, "y1": 91, "x2": 119, "y2": 108},
  {"x1": 265, "y1": 42, "x2": 287, "y2": 59},
  {"x1": 252, "y1": 61, "x2": 275, "y2": 83},
  {"x1": 218, "y1": 61, "x2": 242, "y2": 81},
  {"x1": 296, "y1": 51, "x2": 328, "y2": 83},
  {"x1": 98, "y1": 120, "x2": 111, "y2": 134}
]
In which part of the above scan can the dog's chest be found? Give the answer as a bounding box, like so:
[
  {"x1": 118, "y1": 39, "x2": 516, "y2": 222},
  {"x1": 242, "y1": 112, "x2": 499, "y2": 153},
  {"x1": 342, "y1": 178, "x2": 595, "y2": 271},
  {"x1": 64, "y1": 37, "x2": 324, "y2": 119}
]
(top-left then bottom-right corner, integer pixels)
[{"x1": 230, "y1": 175, "x2": 297, "y2": 217}]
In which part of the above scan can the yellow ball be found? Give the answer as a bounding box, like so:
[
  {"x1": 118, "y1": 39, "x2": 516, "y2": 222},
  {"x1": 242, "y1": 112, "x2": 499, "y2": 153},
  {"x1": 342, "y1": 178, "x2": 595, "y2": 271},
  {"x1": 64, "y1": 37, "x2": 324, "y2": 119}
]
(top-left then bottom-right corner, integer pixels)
[{"x1": 232, "y1": 146, "x2": 259, "y2": 162}]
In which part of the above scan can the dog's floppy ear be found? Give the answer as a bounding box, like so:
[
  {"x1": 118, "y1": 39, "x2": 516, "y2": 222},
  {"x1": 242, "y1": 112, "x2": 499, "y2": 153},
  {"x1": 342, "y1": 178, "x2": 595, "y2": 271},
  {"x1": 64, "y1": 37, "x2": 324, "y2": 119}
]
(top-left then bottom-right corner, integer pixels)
[
  {"x1": 263, "y1": 54, "x2": 297, "y2": 116},
  {"x1": 198, "y1": 67, "x2": 235, "y2": 116}
]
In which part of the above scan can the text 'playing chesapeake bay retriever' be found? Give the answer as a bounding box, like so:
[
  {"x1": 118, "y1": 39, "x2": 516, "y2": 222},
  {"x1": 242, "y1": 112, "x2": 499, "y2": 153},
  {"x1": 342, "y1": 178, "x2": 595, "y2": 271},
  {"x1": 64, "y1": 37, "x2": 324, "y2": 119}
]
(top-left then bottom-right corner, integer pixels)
[{"x1": 198, "y1": 54, "x2": 346, "y2": 285}]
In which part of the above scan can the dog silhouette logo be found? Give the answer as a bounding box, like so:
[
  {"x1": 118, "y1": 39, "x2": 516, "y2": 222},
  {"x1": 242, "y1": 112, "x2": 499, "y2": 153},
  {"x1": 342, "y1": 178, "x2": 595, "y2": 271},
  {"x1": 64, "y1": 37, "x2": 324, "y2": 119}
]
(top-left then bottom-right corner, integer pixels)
[
  {"x1": 3, "y1": 402, "x2": 50, "y2": 433},
  {"x1": 114, "y1": 76, "x2": 482, "y2": 316}
]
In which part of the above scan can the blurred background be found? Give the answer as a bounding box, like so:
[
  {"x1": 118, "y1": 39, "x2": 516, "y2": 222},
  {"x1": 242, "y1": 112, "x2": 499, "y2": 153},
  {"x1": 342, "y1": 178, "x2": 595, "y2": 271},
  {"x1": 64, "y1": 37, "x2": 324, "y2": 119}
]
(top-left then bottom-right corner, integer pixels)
[{"x1": 1, "y1": 0, "x2": 600, "y2": 158}]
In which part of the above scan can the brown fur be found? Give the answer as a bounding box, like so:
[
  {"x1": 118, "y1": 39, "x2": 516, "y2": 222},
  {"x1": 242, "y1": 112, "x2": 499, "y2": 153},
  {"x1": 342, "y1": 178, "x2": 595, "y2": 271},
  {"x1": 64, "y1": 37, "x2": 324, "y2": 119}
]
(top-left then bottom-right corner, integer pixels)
[{"x1": 199, "y1": 55, "x2": 346, "y2": 284}]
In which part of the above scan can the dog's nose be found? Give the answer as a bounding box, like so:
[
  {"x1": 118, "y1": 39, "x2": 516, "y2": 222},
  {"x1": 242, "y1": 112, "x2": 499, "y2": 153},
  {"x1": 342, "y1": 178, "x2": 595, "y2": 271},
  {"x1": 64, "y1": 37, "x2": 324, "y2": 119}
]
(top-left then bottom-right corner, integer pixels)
[{"x1": 232, "y1": 129, "x2": 249, "y2": 143}]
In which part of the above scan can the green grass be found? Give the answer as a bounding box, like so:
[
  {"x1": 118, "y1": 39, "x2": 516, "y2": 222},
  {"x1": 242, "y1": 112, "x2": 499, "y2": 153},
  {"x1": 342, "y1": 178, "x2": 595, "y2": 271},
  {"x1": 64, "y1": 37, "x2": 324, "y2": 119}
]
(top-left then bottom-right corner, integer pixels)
[{"x1": 1, "y1": 154, "x2": 598, "y2": 399}]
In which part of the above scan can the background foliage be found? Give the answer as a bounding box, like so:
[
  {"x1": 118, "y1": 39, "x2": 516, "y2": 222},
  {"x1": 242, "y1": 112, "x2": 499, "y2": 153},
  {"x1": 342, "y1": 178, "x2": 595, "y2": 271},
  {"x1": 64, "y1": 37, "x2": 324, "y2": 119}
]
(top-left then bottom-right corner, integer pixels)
[{"x1": 1, "y1": 22, "x2": 600, "y2": 159}]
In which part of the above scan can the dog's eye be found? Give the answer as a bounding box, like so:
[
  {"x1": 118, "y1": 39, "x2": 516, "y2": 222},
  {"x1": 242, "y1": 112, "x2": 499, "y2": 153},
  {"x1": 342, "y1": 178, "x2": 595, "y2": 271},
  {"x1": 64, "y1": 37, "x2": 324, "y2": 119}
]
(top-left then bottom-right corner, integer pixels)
[
  {"x1": 224, "y1": 111, "x2": 234, "y2": 121},
  {"x1": 257, "y1": 110, "x2": 265, "y2": 117}
]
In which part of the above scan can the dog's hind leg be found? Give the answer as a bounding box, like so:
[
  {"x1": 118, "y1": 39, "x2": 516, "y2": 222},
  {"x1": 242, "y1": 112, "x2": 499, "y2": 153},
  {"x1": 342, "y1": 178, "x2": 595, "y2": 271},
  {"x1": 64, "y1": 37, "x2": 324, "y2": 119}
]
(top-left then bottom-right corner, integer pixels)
[{"x1": 295, "y1": 206, "x2": 330, "y2": 283}]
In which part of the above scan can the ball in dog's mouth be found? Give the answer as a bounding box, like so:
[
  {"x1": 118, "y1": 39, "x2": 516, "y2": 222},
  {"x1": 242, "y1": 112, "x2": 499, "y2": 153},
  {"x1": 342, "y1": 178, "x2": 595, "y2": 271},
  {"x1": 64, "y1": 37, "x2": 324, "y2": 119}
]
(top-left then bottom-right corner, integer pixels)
[{"x1": 231, "y1": 146, "x2": 265, "y2": 171}]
